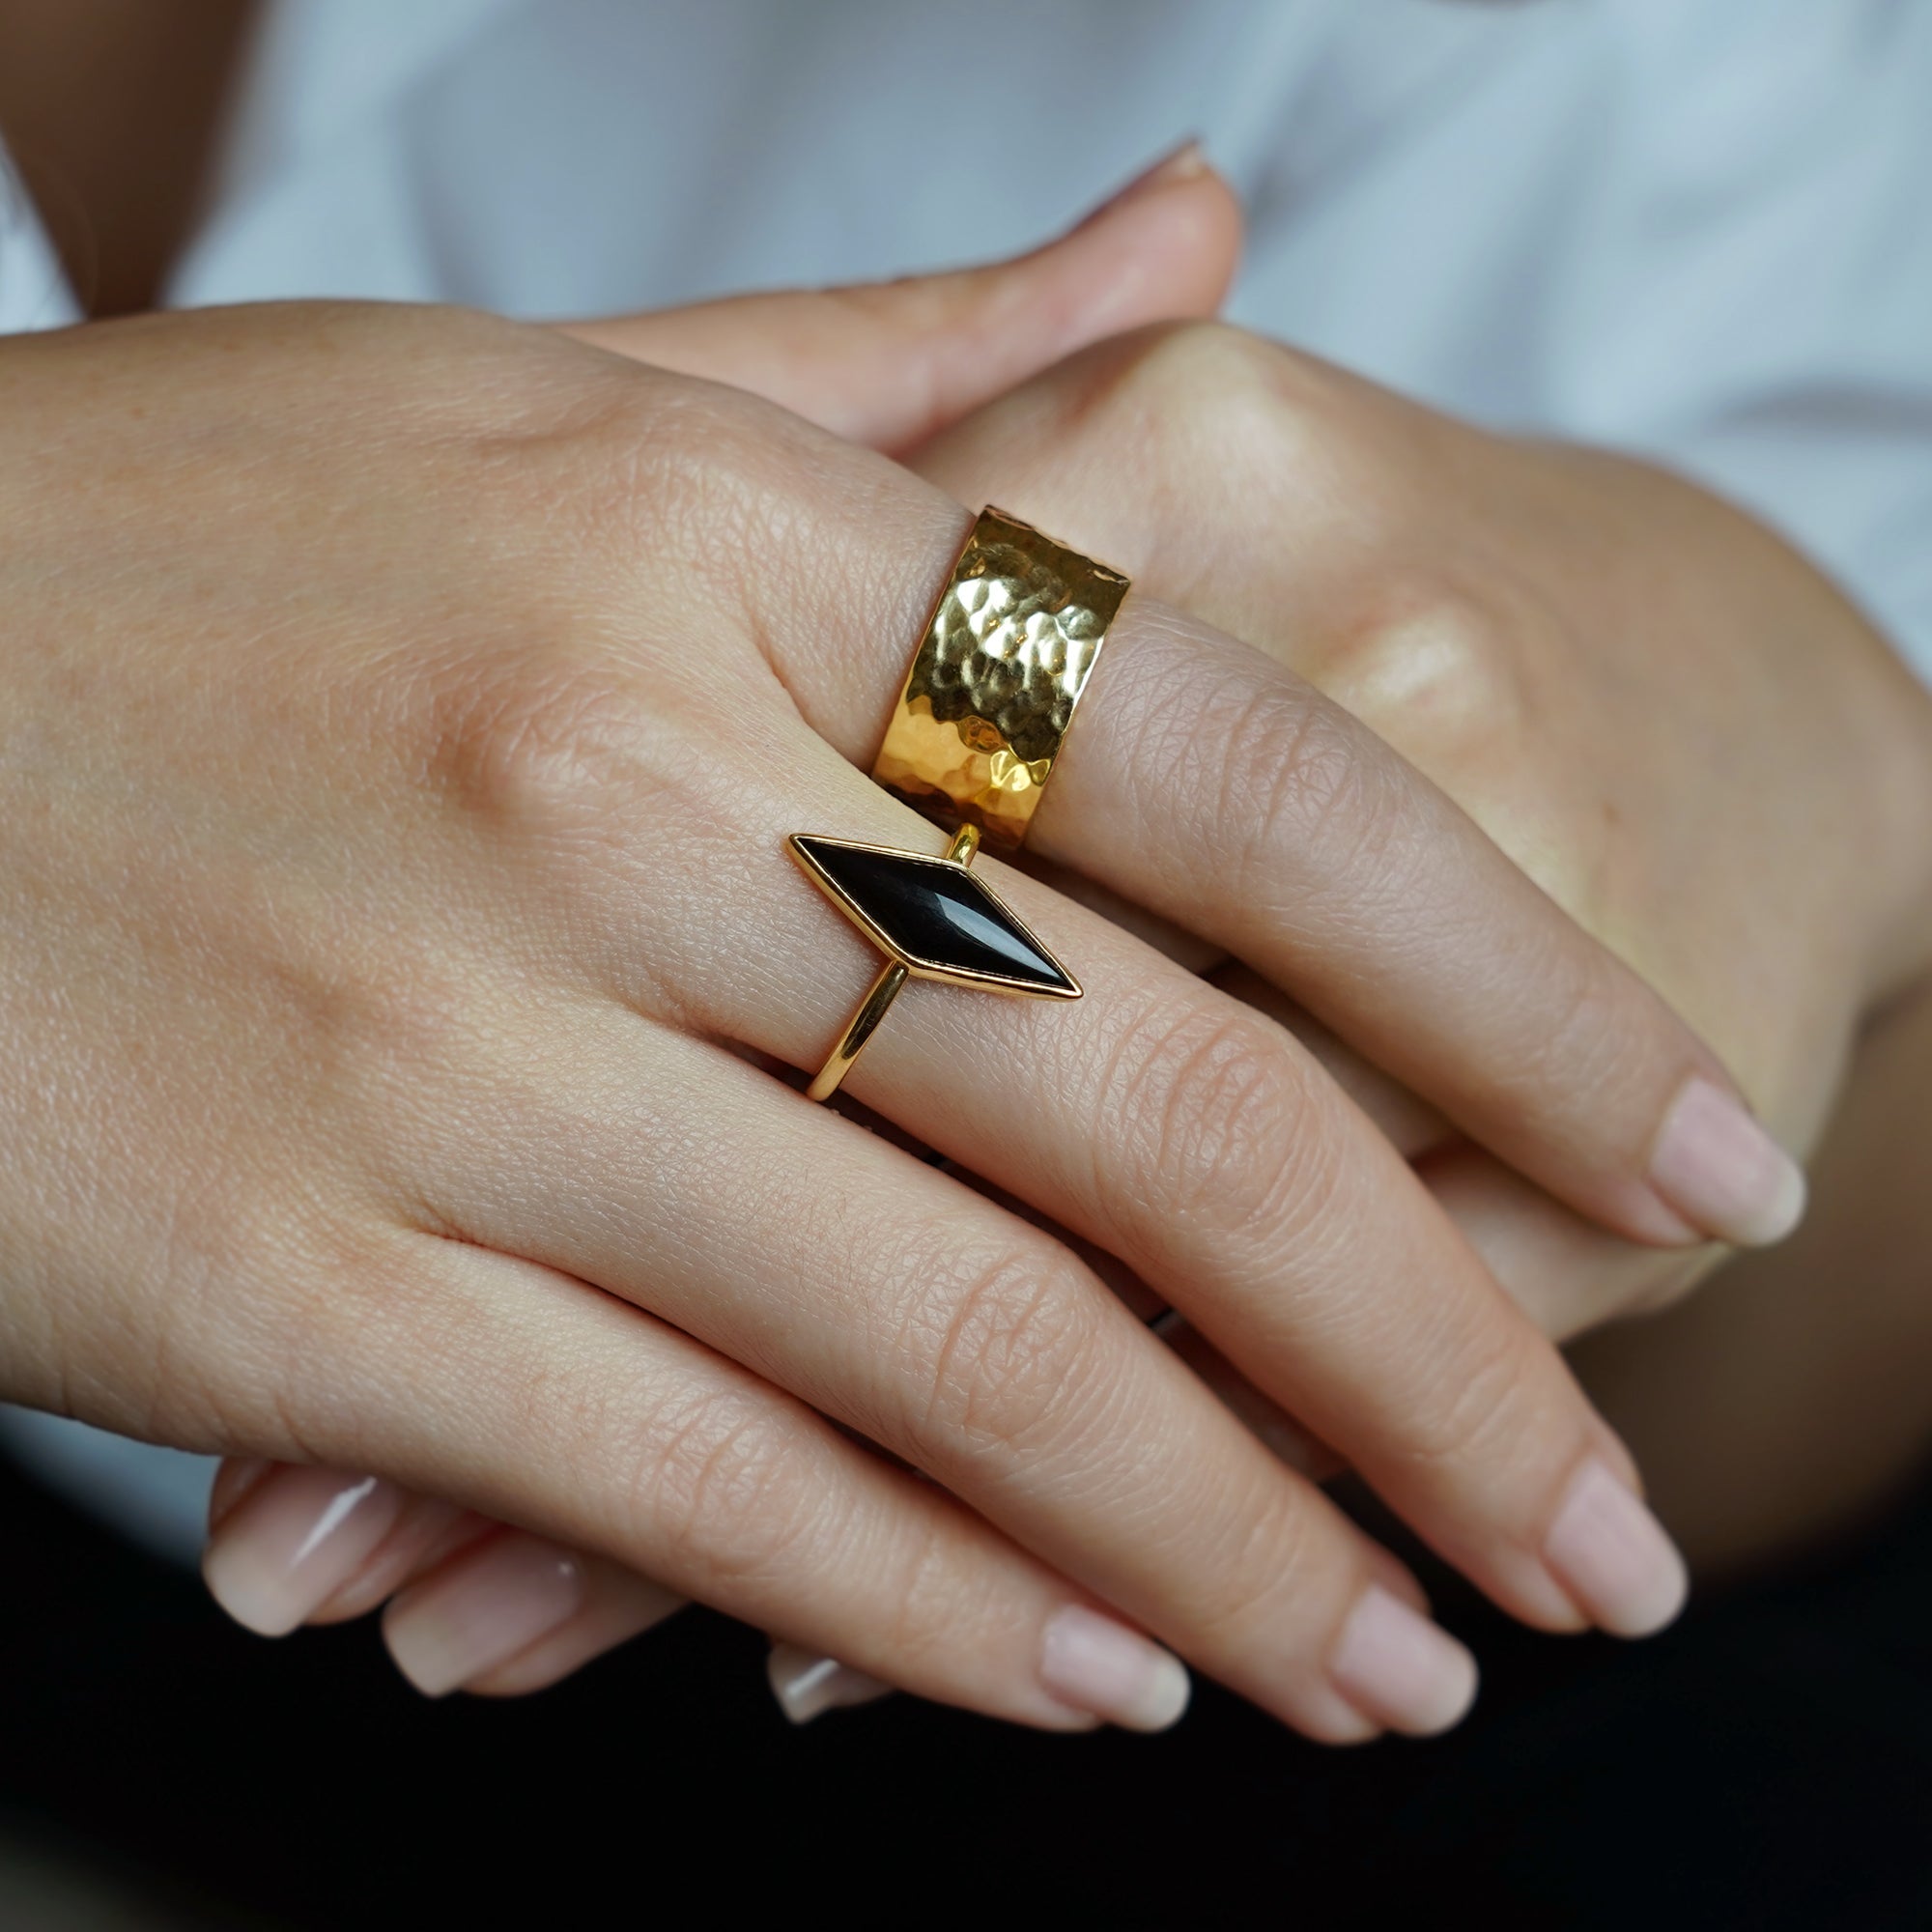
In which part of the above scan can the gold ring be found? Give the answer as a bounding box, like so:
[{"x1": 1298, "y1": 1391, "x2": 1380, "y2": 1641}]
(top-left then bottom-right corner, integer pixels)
[
  {"x1": 790, "y1": 508, "x2": 1125, "y2": 1104},
  {"x1": 871, "y1": 505, "x2": 1129, "y2": 851}
]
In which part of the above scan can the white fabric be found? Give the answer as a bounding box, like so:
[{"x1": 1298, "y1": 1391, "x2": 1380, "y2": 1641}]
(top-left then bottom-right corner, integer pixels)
[
  {"x1": 0, "y1": 160, "x2": 74, "y2": 332},
  {"x1": 4, "y1": 0, "x2": 1930, "y2": 1552}
]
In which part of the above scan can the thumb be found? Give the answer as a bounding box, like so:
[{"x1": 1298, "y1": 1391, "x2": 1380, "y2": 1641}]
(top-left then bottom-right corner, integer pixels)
[{"x1": 558, "y1": 142, "x2": 1241, "y2": 451}]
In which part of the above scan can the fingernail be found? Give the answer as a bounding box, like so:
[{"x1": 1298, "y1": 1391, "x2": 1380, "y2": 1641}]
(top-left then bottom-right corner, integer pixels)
[
  {"x1": 1039, "y1": 1605, "x2": 1191, "y2": 1732},
  {"x1": 207, "y1": 1457, "x2": 271, "y2": 1532},
  {"x1": 1126, "y1": 138, "x2": 1208, "y2": 195},
  {"x1": 767, "y1": 1644, "x2": 895, "y2": 1725},
  {"x1": 1649, "y1": 1076, "x2": 1807, "y2": 1247},
  {"x1": 202, "y1": 1467, "x2": 404, "y2": 1636},
  {"x1": 1080, "y1": 140, "x2": 1208, "y2": 227},
  {"x1": 1328, "y1": 1586, "x2": 1478, "y2": 1737},
  {"x1": 384, "y1": 1532, "x2": 584, "y2": 1697},
  {"x1": 1543, "y1": 1459, "x2": 1690, "y2": 1638}
]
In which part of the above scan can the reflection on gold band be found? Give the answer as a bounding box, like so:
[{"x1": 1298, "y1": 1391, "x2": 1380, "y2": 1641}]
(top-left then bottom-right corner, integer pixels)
[{"x1": 872, "y1": 507, "x2": 1129, "y2": 850}]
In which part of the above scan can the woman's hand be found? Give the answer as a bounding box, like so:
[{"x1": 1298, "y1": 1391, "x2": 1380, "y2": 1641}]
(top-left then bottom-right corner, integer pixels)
[
  {"x1": 255, "y1": 301, "x2": 1932, "y2": 1723},
  {"x1": 58, "y1": 222, "x2": 1773, "y2": 1733},
  {"x1": 908, "y1": 320, "x2": 1932, "y2": 1342},
  {"x1": 158, "y1": 204, "x2": 1816, "y2": 1731},
  {"x1": 9, "y1": 294, "x2": 1615, "y2": 1744}
]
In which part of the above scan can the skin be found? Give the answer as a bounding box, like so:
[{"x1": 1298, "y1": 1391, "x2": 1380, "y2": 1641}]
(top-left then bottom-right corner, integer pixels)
[
  {"x1": 908, "y1": 317, "x2": 1932, "y2": 1341},
  {"x1": 5, "y1": 0, "x2": 1908, "y2": 1723},
  {"x1": 0, "y1": 156, "x2": 1776, "y2": 1743},
  {"x1": 241, "y1": 185, "x2": 1932, "y2": 1712}
]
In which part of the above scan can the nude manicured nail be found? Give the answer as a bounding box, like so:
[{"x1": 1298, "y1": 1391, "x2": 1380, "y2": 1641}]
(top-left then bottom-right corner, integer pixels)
[
  {"x1": 1039, "y1": 1605, "x2": 1190, "y2": 1732},
  {"x1": 202, "y1": 1467, "x2": 404, "y2": 1636},
  {"x1": 384, "y1": 1533, "x2": 584, "y2": 1697},
  {"x1": 1123, "y1": 137, "x2": 1208, "y2": 194},
  {"x1": 1543, "y1": 1460, "x2": 1690, "y2": 1638},
  {"x1": 1079, "y1": 139, "x2": 1208, "y2": 227},
  {"x1": 767, "y1": 1645, "x2": 895, "y2": 1725},
  {"x1": 1649, "y1": 1076, "x2": 1806, "y2": 1247},
  {"x1": 1328, "y1": 1586, "x2": 1478, "y2": 1737}
]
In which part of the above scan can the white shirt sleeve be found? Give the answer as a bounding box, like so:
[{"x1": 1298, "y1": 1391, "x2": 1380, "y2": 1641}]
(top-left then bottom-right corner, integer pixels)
[
  {"x1": 1538, "y1": 1, "x2": 1932, "y2": 684},
  {"x1": 0, "y1": 149, "x2": 80, "y2": 331}
]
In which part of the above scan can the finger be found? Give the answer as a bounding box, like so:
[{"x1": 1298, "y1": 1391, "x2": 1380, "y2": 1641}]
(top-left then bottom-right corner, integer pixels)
[
  {"x1": 934, "y1": 1162, "x2": 1346, "y2": 1486},
  {"x1": 384, "y1": 1530, "x2": 687, "y2": 1699},
  {"x1": 205, "y1": 1462, "x2": 487, "y2": 1632},
  {"x1": 425, "y1": 974, "x2": 1492, "y2": 1739},
  {"x1": 1205, "y1": 960, "x2": 1449, "y2": 1159},
  {"x1": 767, "y1": 1645, "x2": 897, "y2": 1725},
  {"x1": 259, "y1": 1233, "x2": 1193, "y2": 1736},
  {"x1": 437, "y1": 411, "x2": 1690, "y2": 1664},
  {"x1": 205, "y1": 1459, "x2": 695, "y2": 1692},
  {"x1": 208, "y1": 1195, "x2": 1648, "y2": 1716},
  {"x1": 1154, "y1": 1317, "x2": 1340, "y2": 1484},
  {"x1": 607, "y1": 707, "x2": 1694, "y2": 1644},
  {"x1": 1206, "y1": 969, "x2": 1708, "y2": 1349},
  {"x1": 435, "y1": 484, "x2": 1682, "y2": 1666},
  {"x1": 1418, "y1": 1141, "x2": 1720, "y2": 1344},
  {"x1": 762, "y1": 1467, "x2": 1437, "y2": 1732},
  {"x1": 559, "y1": 144, "x2": 1240, "y2": 450},
  {"x1": 1039, "y1": 608, "x2": 1807, "y2": 1252},
  {"x1": 741, "y1": 477, "x2": 1803, "y2": 1253}
]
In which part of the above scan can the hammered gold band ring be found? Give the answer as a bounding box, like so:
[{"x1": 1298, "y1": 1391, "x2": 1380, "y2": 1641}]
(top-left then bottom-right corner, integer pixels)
[
  {"x1": 873, "y1": 505, "x2": 1130, "y2": 850},
  {"x1": 790, "y1": 507, "x2": 1129, "y2": 1104}
]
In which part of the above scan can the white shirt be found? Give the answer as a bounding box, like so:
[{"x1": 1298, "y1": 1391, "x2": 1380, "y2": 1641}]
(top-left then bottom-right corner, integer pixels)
[{"x1": 5, "y1": 0, "x2": 1931, "y2": 1555}]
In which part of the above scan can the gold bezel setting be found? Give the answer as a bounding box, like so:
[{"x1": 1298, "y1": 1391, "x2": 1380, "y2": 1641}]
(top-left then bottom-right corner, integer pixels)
[{"x1": 786, "y1": 833, "x2": 1081, "y2": 1000}]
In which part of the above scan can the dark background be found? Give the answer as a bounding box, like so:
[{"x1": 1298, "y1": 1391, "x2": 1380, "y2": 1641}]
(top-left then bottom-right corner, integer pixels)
[{"x1": 6, "y1": 1453, "x2": 1931, "y2": 1930}]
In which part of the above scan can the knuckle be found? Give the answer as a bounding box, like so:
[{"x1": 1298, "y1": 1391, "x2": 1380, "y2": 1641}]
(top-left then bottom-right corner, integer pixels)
[
  {"x1": 1219, "y1": 678, "x2": 1392, "y2": 887},
  {"x1": 623, "y1": 1381, "x2": 823, "y2": 1589},
  {"x1": 1508, "y1": 927, "x2": 1643, "y2": 1122},
  {"x1": 898, "y1": 1243, "x2": 1106, "y2": 1463},
  {"x1": 1057, "y1": 323, "x2": 1281, "y2": 465},
  {"x1": 872, "y1": 1514, "x2": 973, "y2": 1664},
  {"x1": 1178, "y1": 668, "x2": 1425, "y2": 923},
  {"x1": 1315, "y1": 575, "x2": 1527, "y2": 774},
  {"x1": 1097, "y1": 319, "x2": 1283, "y2": 413},
  {"x1": 1100, "y1": 996, "x2": 1329, "y2": 1246},
  {"x1": 1179, "y1": 1487, "x2": 1338, "y2": 1653},
  {"x1": 408, "y1": 639, "x2": 658, "y2": 842},
  {"x1": 572, "y1": 377, "x2": 810, "y2": 613},
  {"x1": 262, "y1": 930, "x2": 480, "y2": 1132},
  {"x1": 1393, "y1": 1320, "x2": 1546, "y2": 1478},
  {"x1": 1092, "y1": 323, "x2": 1376, "y2": 504}
]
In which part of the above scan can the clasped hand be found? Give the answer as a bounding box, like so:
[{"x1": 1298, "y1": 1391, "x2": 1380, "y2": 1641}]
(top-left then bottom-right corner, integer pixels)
[{"x1": 10, "y1": 162, "x2": 1922, "y2": 1738}]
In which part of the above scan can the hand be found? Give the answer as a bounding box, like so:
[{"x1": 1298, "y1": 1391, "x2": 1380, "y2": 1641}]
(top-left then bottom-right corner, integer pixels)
[
  {"x1": 905, "y1": 319, "x2": 1932, "y2": 1344},
  {"x1": 117, "y1": 177, "x2": 1743, "y2": 1738},
  {"x1": 266, "y1": 295, "x2": 1932, "y2": 1722}
]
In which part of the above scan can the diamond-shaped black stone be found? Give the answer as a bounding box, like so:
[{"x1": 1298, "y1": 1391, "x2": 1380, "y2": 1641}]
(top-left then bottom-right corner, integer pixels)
[{"x1": 788, "y1": 835, "x2": 1080, "y2": 998}]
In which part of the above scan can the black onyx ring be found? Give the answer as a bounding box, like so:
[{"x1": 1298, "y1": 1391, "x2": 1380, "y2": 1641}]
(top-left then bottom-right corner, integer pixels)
[{"x1": 787, "y1": 824, "x2": 1081, "y2": 1104}]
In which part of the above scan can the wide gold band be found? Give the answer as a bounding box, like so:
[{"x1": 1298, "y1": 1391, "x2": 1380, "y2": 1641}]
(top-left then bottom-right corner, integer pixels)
[{"x1": 871, "y1": 506, "x2": 1129, "y2": 850}]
